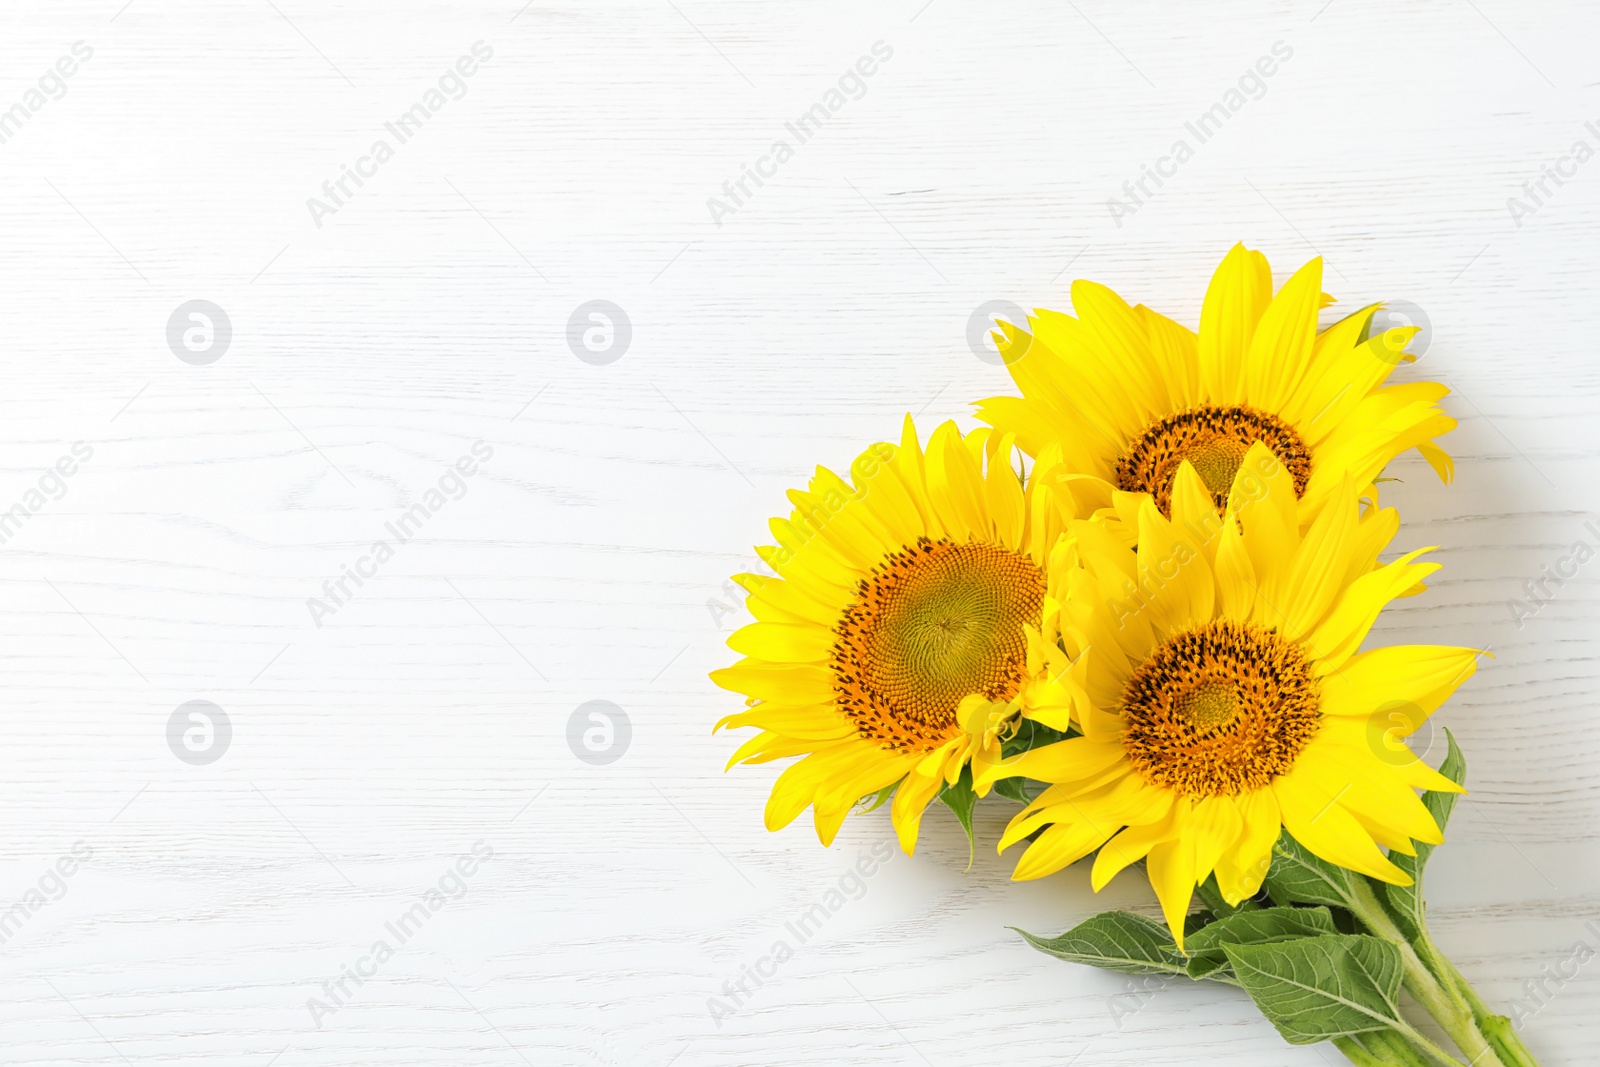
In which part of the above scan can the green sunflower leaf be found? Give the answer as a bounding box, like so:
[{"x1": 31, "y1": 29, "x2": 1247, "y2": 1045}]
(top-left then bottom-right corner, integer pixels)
[
  {"x1": 1264, "y1": 832, "x2": 1357, "y2": 910},
  {"x1": 1184, "y1": 906, "x2": 1337, "y2": 979},
  {"x1": 1194, "y1": 873, "x2": 1234, "y2": 918},
  {"x1": 856, "y1": 779, "x2": 900, "y2": 814},
  {"x1": 1354, "y1": 305, "x2": 1380, "y2": 346},
  {"x1": 1223, "y1": 934, "x2": 1407, "y2": 1045},
  {"x1": 1379, "y1": 729, "x2": 1466, "y2": 938},
  {"x1": 990, "y1": 777, "x2": 1036, "y2": 805},
  {"x1": 1001, "y1": 718, "x2": 1066, "y2": 759},
  {"x1": 937, "y1": 766, "x2": 978, "y2": 869},
  {"x1": 1194, "y1": 873, "x2": 1260, "y2": 919},
  {"x1": 1013, "y1": 911, "x2": 1189, "y2": 977}
]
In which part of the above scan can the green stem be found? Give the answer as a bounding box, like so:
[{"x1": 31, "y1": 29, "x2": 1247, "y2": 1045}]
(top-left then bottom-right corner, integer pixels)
[
  {"x1": 1476, "y1": 1015, "x2": 1542, "y2": 1067},
  {"x1": 1418, "y1": 930, "x2": 1543, "y2": 1067},
  {"x1": 1359, "y1": 1028, "x2": 1448, "y2": 1067},
  {"x1": 1388, "y1": 1020, "x2": 1474, "y2": 1067},
  {"x1": 1334, "y1": 1034, "x2": 1402, "y2": 1067},
  {"x1": 1345, "y1": 879, "x2": 1506, "y2": 1067}
]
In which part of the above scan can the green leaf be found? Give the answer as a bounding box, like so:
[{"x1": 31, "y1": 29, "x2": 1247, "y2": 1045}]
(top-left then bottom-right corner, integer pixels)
[
  {"x1": 1354, "y1": 306, "x2": 1379, "y2": 346},
  {"x1": 1380, "y1": 729, "x2": 1466, "y2": 938},
  {"x1": 856, "y1": 779, "x2": 900, "y2": 814},
  {"x1": 1264, "y1": 832, "x2": 1356, "y2": 909},
  {"x1": 1224, "y1": 934, "x2": 1407, "y2": 1045},
  {"x1": 937, "y1": 766, "x2": 978, "y2": 869},
  {"x1": 1194, "y1": 873, "x2": 1259, "y2": 919},
  {"x1": 990, "y1": 776, "x2": 1036, "y2": 805},
  {"x1": 1001, "y1": 718, "x2": 1066, "y2": 759},
  {"x1": 1014, "y1": 911, "x2": 1189, "y2": 977},
  {"x1": 1185, "y1": 906, "x2": 1338, "y2": 979}
]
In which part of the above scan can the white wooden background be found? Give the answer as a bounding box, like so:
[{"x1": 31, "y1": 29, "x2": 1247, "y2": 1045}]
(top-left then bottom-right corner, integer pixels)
[{"x1": 0, "y1": 1, "x2": 1596, "y2": 1064}]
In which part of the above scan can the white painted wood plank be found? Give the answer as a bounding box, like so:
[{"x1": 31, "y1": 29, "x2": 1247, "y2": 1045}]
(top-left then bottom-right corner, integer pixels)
[{"x1": 0, "y1": 0, "x2": 1595, "y2": 1063}]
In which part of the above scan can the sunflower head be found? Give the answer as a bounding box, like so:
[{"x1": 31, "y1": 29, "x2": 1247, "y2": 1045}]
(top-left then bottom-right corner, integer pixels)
[
  {"x1": 975, "y1": 244, "x2": 1456, "y2": 525},
  {"x1": 980, "y1": 448, "x2": 1481, "y2": 946},
  {"x1": 712, "y1": 417, "x2": 1108, "y2": 854}
]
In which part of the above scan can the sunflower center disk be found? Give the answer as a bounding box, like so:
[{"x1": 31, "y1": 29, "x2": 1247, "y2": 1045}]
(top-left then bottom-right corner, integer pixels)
[
  {"x1": 832, "y1": 538, "x2": 1044, "y2": 751},
  {"x1": 1121, "y1": 619, "x2": 1321, "y2": 797},
  {"x1": 1116, "y1": 405, "x2": 1312, "y2": 514}
]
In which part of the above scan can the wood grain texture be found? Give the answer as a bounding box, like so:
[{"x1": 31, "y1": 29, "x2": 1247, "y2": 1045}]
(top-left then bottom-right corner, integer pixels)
[{"x1": 0, "y1": 0, "x2": 1596, "y2": 1063}]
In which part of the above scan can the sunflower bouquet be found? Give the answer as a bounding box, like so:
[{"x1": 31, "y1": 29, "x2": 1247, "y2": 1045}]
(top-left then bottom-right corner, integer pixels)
[{"x1": 712, "y1": 245, "x2": 1542, "y2": 1067}]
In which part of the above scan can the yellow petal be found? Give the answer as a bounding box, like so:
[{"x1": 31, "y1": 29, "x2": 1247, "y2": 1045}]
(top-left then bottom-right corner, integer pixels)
[
  {"x1": 716, "y1": 704, "x2": 854, "y2": 742},
  {"x1": 1306, "y1": 548, "x2": 1440, "y2": 672},
  {"x1": 1229, "y1": 442, "x2": 1298, "y2": 595},
  {"x1": 1071, "y1": 278, "x2": 1165, "y2": 421},
  {"x1": 763, "y1": 744, "x2": 856, "y2": 831},
  {"x1": 890, "y1": 766, "x2": 946, "y2": 855},
  {"x1": 984, "y1": 440, "x2": 1027, "y2": 550},
  {"x1": 737, "y1": 573, "x2": 840, "y2": 628},
  {"x1": 1139, "y1": 304, "x2": 1201, "y2": 412},
  {"x1": 1027, "y1": 308, "x2": 1146, "y2": 447},
  {"x1": 1294, "y1": 741, "x2": 1444, "y2": 847},
  {"x1": 1167, "y1": 461, "x2": 1225, "y2": 563},
  {"x1": 710, "y1": 662, "x2": 835, "y2": 704},
  {"x1": 1273, "y1": 767, "x2": 1410, "y2": 885},
  {"x1": 725, "y1": 621, "x2": 834, "y2": 663},
  {"x1": 1277, "y1": 480, "x2": 1358, "y2": 636},
  {"x1": 1190, "y1": 795, "x2": 1243, "y2": 883},
  {"x1": 1212, "y1": 509, "x2": 1257, "y2": 621},
  {"x1": 1135, "y1": 495, "x2": 1215, "y2": 635},
  {"x1": 1011, "y1": 820, "x2": 1120, "y2": 882},
  {"x1": 1214, "y1": 788, "x2": 1281, "y2": 904},
  {"x1": 1147, "y1": 835, "x2": 1199, "y2": 950},
  {"x1": 1279, "y1": 302, "x2": 1379, "y2": 426},
  {"x1": 974, "y1": 736, "x2": 1124, "y2": 792},
  {"x1": 925, "y1": 421, "x2": 986, "y2": 539},
  {"x1": 1090, "y1": 799, "x2": 1184, "y2": 891},
  {"x1": 1243, "y1": 256, "x2": 1322, "y2": 412},
  {"x1": 1198, "y1": 243, "x2": 1273, "y2": 404},
  {"x1": 1319, "y1": 645, "x2": 1480, "y2": 719},
  {"x1": 851, "y1": 443, "x2": 926, "y2": 545}
]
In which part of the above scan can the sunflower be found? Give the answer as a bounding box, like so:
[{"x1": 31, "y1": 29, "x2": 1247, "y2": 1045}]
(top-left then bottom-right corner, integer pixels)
[
  {"x1": 712, "y1": 417, "x2": 1107, "y2": 854},
  {"x1": 975, "y1": 244, "x2": 1456, "y2": 523},
  {"x1": 976, "y1": 446, "x2": 1480, "y2": 947}
]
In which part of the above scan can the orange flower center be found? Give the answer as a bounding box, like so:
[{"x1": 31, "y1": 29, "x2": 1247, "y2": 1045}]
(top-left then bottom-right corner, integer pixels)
[
  {"x1": 831, "y1": 538, "x2": 1043, "y2": 751},
  {"x1": 1116, "y1": 405, "x2": 1311, "y2": 515},
  {"x1": 1121, "y1": 619, "x2": 1321, "y2": 796}
]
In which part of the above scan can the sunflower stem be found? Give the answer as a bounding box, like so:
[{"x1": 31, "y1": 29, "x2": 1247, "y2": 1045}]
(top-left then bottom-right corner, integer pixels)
[
  {"x1": 1357, "y1": 1028, "x2": 1449, "y2": 1067},
  {"x1": 1416, "y1": 928, "x2": 1544, "y2": 1067},
  {"x1": 1344, "y1": 878, "x2": 1507, "y2": 1067},
  {"x1": 1387, "y1": 1019, "x2": 1474, "y2": 1067},
  {"x1": 1333, "y1": 1034, "x2": 1402, "y2": 1067}
]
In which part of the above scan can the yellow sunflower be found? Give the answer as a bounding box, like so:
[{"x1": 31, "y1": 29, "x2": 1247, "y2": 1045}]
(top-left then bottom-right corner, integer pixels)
[
  {"x1": 975, "y1": 244, "x2": 1456, "y2": 523},
  {"x1": 712, "y1": 417, "x2": 1107, "y2": 854},
  {"x1": 977, "y1": 446, "x2": 1480, "y2": 947}
]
